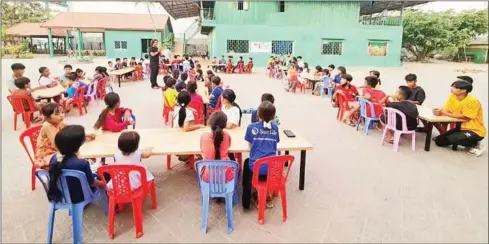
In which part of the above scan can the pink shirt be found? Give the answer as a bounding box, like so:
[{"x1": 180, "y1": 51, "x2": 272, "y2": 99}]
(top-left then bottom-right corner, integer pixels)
[
  {"x1": 200, "y1": 131, "x2": 235, "y2": 182},
  {"x1": 191, "y1": 93, "x2": 204, "y2": 105}
]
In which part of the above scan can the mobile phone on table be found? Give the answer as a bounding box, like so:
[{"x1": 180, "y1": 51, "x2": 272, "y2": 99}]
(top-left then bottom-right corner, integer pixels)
[{"x1": 283, "y1": 130, "x2": 296, "y2": 138}]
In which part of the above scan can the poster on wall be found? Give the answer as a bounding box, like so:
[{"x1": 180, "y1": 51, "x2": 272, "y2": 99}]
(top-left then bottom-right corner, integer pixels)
[{"x1": 250, "y1": 42, "x2": 272, "y2": 53}]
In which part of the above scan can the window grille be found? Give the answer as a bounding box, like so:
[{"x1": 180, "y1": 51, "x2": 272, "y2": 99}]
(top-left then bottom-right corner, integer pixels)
[
  {"x1": 238, "y1": 1, "x2": 243, "y2": 10},
  {"x1": 321, "y1": 40, "x2": 343, "y2": 55},
  {"x1": 279, "y1": 1, "x2": 285, "y2": 12},
  {"x1": 368, "y1": 41, "x2": 388, "y2": 56},
  {"x1": 114, "y1": 41, "x2": 127, "y2": 50},
  {"x1": 227, "y1": 40, "x2": 249, "y2": 54},
  {"x1": 272, "y1": 41, "x2": 293, "y2": 55}
]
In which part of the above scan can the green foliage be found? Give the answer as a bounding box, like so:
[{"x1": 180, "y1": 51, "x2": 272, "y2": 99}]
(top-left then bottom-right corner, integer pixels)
[
  {"x1": 162, "y1": 33, "x2": 174, "y2": 49},
  {"x1": 403, "y1": 9, "x2": 488, "y2": 61},
  {"x1": 2, "y1": 40, "x2": 33, "y2": 58},
  {"x1": 1, "y1": 2, "x2": 51, "y2": 27},
  {"x1": 1, "y1": 26, "x2": 6, "y2": 41}
]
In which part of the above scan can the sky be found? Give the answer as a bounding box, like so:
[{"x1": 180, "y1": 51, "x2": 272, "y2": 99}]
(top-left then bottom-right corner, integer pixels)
[{"x1": 50, "y1": 1, "x2": 488, "y2": 37}]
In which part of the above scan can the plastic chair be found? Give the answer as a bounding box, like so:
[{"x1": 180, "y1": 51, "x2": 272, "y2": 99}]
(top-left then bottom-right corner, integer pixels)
[
  {"x1": 19, "y1": 125, "x2": 42, "y2": 190},
  {"x1": 207, "y1": 95, "x2": 222, "y2": 117},
  {"x1": 356, "y1": 97, "x2": 380, "y2": 135},
  {"x1": 96, "y1": 77, "x2": 108, "y2": 100},
  {"x1": 236, "y1": 63, "x2": 244, "y2": 74},
  {"x1": 336, "y1": 93, "x2": 350, "y2": 121},
  {"x1": 85, "y1": 80, "x2": 99, "y2": 105},
  {"x1": 8, "y1": 94, "x2": 39, "y2": 130},
  {"x1": 123, "y1": 114, "x2": 136, "y2": 129},
  {"x1": 189, "y1": 101, "x2": 205, "y2": 125},
  {"x1": 246, "y1": 63, "x2": 253, "y2": 73},
  {"x1": 381, "y1": 107, "x2": 416, "y2": 152},
  {"x1": 318, "y1": 76, "x2": 332, "y2": 97},
  {"x1": 252, "y1": 155, "x2": 295, "y2": 225},
  {"x1": 162, "y1": 95, "x2": 174, "y2": 125},
  {"x1": 225, "y1": 63, "x2": 233, "y2": 73},
  {"x1": 195, "y1": 160, "x2": 239, "y2": 233},
  {"x1": 97, "y1": 165, "x2": 157, "y2": 239},
  {"x1": 72, "y1": 86, "x2": 88, "y2": 116},
  {"x1": 35, "y1": 169, "x2": 109, "y2": 244}
]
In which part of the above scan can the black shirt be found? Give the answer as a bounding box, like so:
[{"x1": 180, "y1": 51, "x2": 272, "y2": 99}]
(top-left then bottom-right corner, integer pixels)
[
  {"x1": 386, "y1": 101, "x2": 419, "y2": 131},
  {"x1": 407, "y1": 86, "x2": 426, "y2": 105},
  {"x1": 175, "y1": 80, "x2": 186, "y2": 92},
  {"x1": 148, "y1": 47, "x2": 159, "y2": 65}
]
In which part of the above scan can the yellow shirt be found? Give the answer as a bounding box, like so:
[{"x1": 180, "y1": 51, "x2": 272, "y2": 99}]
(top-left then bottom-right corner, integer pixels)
[
  {"x1": 443, "y1": 94, "x2": 486, "y2": 137},
  {"x1": 266, "y1": 58, "x2": 273, "y2": 68},
  {"x1": 163, "y1": 88, "x2": 178, "y2": 108}
]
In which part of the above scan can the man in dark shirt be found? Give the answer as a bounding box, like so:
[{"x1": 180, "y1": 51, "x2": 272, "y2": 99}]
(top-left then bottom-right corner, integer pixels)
[
  {"x1": 380, "y1": 86, "x2": 419, "y2": 143},
  {"x1": 405, "y1": 73, "x2": 426, "y2": 105},
  {"x1": 148, "y1": 39, "x2": 161, "y2": 89}
]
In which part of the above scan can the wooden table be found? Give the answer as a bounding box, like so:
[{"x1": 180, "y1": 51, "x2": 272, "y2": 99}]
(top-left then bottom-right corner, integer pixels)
[
  {"x1": 108, "y1": 67, "x2": 135, "y2": 88},
  {"x1": 416, "y1": 105, "x2": 466, "y2": 151},
  {"x1": 32, "y1": 85, "x2": 65, "y2": 99},
  {"x1": 79, "y1": 127, "x2": 313, "y2": 190},
  {"x1": 196, "y1": 82, "x2": 210, "y2": 124},
  {"x1": 305, "y1": 73, "x2": 321, "y2": 90}
]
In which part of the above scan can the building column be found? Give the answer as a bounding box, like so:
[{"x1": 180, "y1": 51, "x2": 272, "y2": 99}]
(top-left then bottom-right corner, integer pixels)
[
  {"x1": 48, "y1": 28, "x2": 54, "y2": 57},
  {"x1": 65, "y1": 30, "x2": 70, "y2": 50},
  {"x1": 77, "y1": 29, "x2": 83, "y2": 57}
]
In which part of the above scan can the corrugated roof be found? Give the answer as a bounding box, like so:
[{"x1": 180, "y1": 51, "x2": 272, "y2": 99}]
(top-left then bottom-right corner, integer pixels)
[
  {"x1": 360, "y1": 1, "x2": 430, "y2": 15},
  {"x1": 7, "y1": 23, "x2": 67, "y2": 37},
  {"x1": 41, "y1": 12, "x2": 170, "y2": 31},
  {"x1": 159, "y1": 0, "x2": 201, "y2": 19}
]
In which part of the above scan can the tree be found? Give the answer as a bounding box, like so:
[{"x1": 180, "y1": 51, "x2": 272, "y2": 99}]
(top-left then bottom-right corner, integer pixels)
[
  {"x1": 402, "y1": 10, "x2": 488, "y2": 61},
  {"x1": 1, "y1": 2, "x2": 51, "y2": 27}
]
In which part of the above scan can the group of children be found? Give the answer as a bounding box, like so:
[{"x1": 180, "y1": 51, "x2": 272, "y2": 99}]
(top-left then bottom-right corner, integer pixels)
[
  {"x1": 108, "y1": 57, "x2": 146, "y2": 81},
  {"x1": 210, "y1": 55, "x2": 254, "y2": 73},
  {"x1": 8, "y1": 63, "x2": 110, "y2": 122}
]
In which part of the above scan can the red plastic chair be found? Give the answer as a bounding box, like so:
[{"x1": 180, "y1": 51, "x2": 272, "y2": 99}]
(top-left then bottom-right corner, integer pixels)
[
  {"x1": 236, "y1": 63, "x2": 244, "y2": 74},
  {"x1": 8, "y1": 94, "x2": 39, "y2": 130},
  {"x1": 207, "y1": 95, "x2": 222, "y2": 117},
  {"x1": 252, "y1": 155, "x2": 295, "y2": 224},
  {"x1": 162, "y1": 95, "x2": 174, "y2": 125},
  {"x1": 225, "y1": 63, "x2": 233, "y2": 73},
  {"x1": 97, "y1": 165, "x2": 157, "y2": 239},
  {"x1": 19, "y1": 125, "x2": 42, "y2": 190},
  {"x1": 246, "y1": 63, "x2": 253, "y2": 74},
  {"x1": 71, "y1": 86, "x2": 88, "y2": 116},
  {"x1": 96, "y1": 77, "x2": 108, "y2": 100},
  {"x1": 189, "y1": 101, "x2": 205, "y2": 125},
  {"x1": 336, "y1": 93, "x2": 350, "y2": 121}
]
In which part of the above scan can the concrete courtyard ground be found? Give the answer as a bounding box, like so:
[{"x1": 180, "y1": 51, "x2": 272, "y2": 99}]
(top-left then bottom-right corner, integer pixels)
[{"x1": 1, "y1": 58, "x2": 488, "y2": 243}]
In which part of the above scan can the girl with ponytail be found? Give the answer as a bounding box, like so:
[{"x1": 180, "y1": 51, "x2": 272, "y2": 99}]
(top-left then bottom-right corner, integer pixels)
[
  {"x1": 47, "y1": 125, "x2": 105, "y2": 203},
  {"x1": 172, "y1": 90, "x2": 205, "y2": 132},
  {"x1": 93, "y1": 92, "x2": 134, "y2": 132},
  {"x1": 221, "y1": 89, "x2": 242, "y2": 129},
  {"x1": 199, "y1": 111, "x2": 235, "y2": 183}
]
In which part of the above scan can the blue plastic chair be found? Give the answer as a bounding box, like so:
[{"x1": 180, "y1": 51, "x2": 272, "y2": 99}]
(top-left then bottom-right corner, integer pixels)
[
  {"x1": 195, "y1": 160, "x2": 239, "y2": 234},
  {"x1": 356, "y1": 97, "x2": 380, "y2": 135},
  {"x1": 35, "y1": 169, "x2": 108, "y2": 244},
  {"x1": 318, "y1": 76, "x2": 332, "y2": 97},
  {"x1": 123, "y1": 113, "x2": 136, "y2": 129}
]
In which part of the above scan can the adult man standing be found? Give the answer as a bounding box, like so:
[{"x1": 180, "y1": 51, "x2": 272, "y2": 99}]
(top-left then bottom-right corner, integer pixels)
[{"x1": 148, "y1": 39, "x2": 161, "y2": 89}]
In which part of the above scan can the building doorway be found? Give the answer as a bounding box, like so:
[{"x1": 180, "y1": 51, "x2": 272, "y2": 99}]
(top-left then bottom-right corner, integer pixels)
[{"x1": 141, "y1": 38, "x2": 152, "y2": 57}]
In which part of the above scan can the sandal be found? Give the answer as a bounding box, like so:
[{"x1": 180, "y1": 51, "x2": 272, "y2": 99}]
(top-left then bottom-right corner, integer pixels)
[
  {"x1": 343, "y1": 120, "x2": 355, "y2": 127},
  {"x1": 384, "y1": 138, "x2": 394, "y2": 144}
]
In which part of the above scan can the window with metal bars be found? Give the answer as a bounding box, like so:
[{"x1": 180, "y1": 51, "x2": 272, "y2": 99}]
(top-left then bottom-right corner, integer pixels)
[
  {"x1": 114, "y1": 41, "x2": 127, "y2": 50},
  {"x1": 368, "y1": 41, "x2": 388, "y2": 56},
  {"x1": 278, "y1": 1, "x2": 285, "y2": 12},
  {"x1": 321, "y1": 39, "x2": 343, "y2": 55},
  {"x1": 238, "y1": 1, "x2": 244, "y2": 10},
  {"x1": 272, "y1": 41, "x2": 293, "y2": 55},
  {"x1": 227, "y1": 40, "x2": 249, "y2": 54}
]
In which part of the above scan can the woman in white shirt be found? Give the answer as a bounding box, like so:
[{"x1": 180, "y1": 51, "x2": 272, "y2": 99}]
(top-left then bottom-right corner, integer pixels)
[
  {"x1": 221, "y1": 89, "x2": 242, "y2": 129},
  {"x1": 38, "y1": 67, "x2": 57, "y2": 87},
  {"x1": 106, "y1": 131, "x2": 154, "y2": 190},
  {"x1": 173, "y1": 90, "x2": 205, "y2": 131}
]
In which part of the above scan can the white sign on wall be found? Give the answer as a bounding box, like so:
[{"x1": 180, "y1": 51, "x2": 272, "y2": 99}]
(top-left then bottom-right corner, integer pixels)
[{"x1": 250, "y1": 42, "x2": 272, "y2": 53}]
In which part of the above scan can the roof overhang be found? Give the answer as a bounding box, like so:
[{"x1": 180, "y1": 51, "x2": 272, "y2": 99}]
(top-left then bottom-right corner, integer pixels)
[
  {"x1": 158, "y1": 0, "x2": 201, "y2": 19},
  {"x1": 360, "y1": 1, "x2": 430, "y2": 15}
]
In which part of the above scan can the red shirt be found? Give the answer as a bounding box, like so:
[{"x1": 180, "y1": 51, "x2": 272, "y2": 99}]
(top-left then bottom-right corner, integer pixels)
[
  {"x1": 362, "y1": 87, "x2": 387, "y2": 117},
  {"x1": 336, "y1": 84, "x2": 359, "y2": 102},
  {"x1": 102, "y1": 107, "x2": 132, "y2": 132}
]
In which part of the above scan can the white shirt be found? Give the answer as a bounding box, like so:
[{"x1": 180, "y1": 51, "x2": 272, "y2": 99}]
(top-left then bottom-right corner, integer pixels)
[
  {"x1": 107, "y1": 149, "x2": 155, "y2": 190},
  {"x1": 299, "y1": 70, "x2": 308, "y2": 84},
  {"x1": 222, "y1": 105, "x2": 241, "y2": 126},
  {"x1": 298, "y1": 60, "x2": 305, "y2": 68},
  {"x1": 173, "y1": 106, "x2": 195, "y2": 128},
  {"x1": 7, "y1": 75, "x2": 17, "y2": 92},
  {"x1": 162, "y1": 49, "x2": 171, "y2": 59},
  {"x1": 39, "y1": 76, "x2": 54, "y2": 86}
]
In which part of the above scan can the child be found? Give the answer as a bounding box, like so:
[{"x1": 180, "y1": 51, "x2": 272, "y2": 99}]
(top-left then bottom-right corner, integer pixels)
[
  {"x1": 8, "y1": 63, "x2": 26, "y2": 93},
  {"x1": 205, "y1": 70, "x2": 215, "y2": 93},
  {"x1": 242, "y1": 93, "x2": 280, "y2": 124},
  {"x1": 195, "y1": 69, "x2": 203, "y2": 82},
  {"x1": 221, "y1": 89, "x2": 242, "y2": 129},
  {"x1": 36, "y1": 103, "x2": 95, "y2": 167},
  {"x1": 379, "y1": 86, "x2": 419, "y2": 143},
  {"x1": 361, "y1": 75, "x2": 387, "y2": 118},
  {"x1": 199, "y1": 111, "x2": 234, "y2": 183},
  {"x1": 173, "y1": 90, "x2": 205, "y2": 131},
  {"x1": 143, "y1": 54, "x2": 150, "y2": 78},
  {"x1": 107, "y1": 61, "x2": 115, "y2": 71},
  {"x1": 187, "y1": 81, "x2": 204, "y2": 104},
  {"x1": 370, "y1": 70, "x2": 381, "y2": 89},
  {"x1": 334, "y1": 74, "x2": 360, "y2": 126},
  {"x1": 211, "y1": 57, "x2": 218, "y2": 72},
  {"x1": 313, "y1": 69, "x2": 330, "y2": 96},
  {"x1": 298, "y1": 67, "x2": 308, "y2": 86},
  {"x1": 56, "y1": 64, "x2": 73, "y2": 84},
  {"x1": 242, "y1": 101, "x2": 280, "y2": 210},
  {"x1": 93, "y1": 92, "x2": 134, "y2": 132},
  {"x1": 47, "y1": 125, "x2": 106, "y2": 204},
  {"x1": 209, "y1": 76, "x2": 224, "y2": 108},
  {"x1": 404, "y1": 73, "x2": 426, "y2": 105},
  {"x1": 135, "y1": 62, "x2": 144, "y2": 80},
  {"x1": 175, "y1": 73, "x2": 188, "y2": 92},
  {"x1": 163, "y1": 78, "x2": 178, "y2": 109},
  {"x1": 433, "y1": 81, "x2": 486, "y2": 156},
  {"x1": 246, "y1": 57, "x2": 253, "y2": 72},
  {"x1": 75, "y1": 68, "x2": 86, "y2": 82},
  {"x1": 129, "y1": 57, "x2": 137, "y2": 67},
  {"x1": 114, "y1": 58, "x2": 121, "y2": 70},
  {"x1": 286, "y1": 65, "x2": 299, "y2": 92},
  {"x1": 38, "y1": 67, "x2": 58, "y2": 88},
  {"x1": 108, "y1": 131, "x2": 154, "y2": 190},
  {"x1": 122, "y1": 57, "x2": 128, "y2": 67},
  {"x1": 11, "y1": 77, "x2": 42, "y2": 113},
  {"x1": 182, "y1": 56, "x2": 190, "y2": 73}
]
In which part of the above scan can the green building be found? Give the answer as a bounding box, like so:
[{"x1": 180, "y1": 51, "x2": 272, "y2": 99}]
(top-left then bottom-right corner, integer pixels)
[
  {"x1": 459, "y1": 37, "x2": 488, "y2": 64},
  {"x1": 162, "y1": 1, "x2": 427, "y2": 67},
  {"x1": 41, "y1": 12, "x2": 174, "y2": 59}
]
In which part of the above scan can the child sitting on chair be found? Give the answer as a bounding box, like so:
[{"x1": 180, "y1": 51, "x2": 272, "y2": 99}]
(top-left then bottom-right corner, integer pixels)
[
  {"x1": 242, "y1": 101, "x2": 280, "y2": 209},
  {"x1": 334, "y1": 74, "x2": 360, "y2": 126},
  {"x1": 379, "y1": 86, "x2": 419, "y2": 144},
  {"x1": 107, "y1": 131, "x2": 154, "y2": 190},
  {"x1": 242, "y1": 93, "x2": 280, "y2": 125},
  {"x1": 93, "y1": 92, "x2": 134, "y2": 132},
  {"x1": 11, "y1": 77, "x2": 43, "y2": 117},
  {"x1": 209, "y1": 76, "x2": 224, "y2": 108},
  {"x1": 173, "y1": 90, "x2": 205, "y2": 131},
  {"x1": 135, "y1": 62, "x2": 144, "y2": 81}
]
